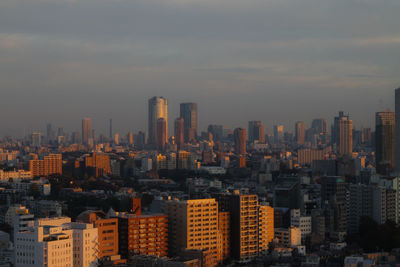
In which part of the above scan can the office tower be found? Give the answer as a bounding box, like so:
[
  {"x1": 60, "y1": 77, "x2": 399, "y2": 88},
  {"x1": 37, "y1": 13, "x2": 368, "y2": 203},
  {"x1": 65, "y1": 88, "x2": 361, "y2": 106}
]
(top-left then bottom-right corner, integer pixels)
[
  {"x1": 321, "y1": 176, "x2": 348, "y2": 239},
  {"x1": 77, "y1": 211, "x2": 119, "y2": 259},
  {"x1": 248, "y1": 121, "x2": 265, "y2": 143},
  {"x1": 72, "y1": 131, "x2": 81, "y2": 144},
  {"x1": 273, "y1": 125, "x2": 284, "y2": 144},
  {"x1": 29, "y1": 154, "x2": 62, "y2": 177},
  {"x1": 164, "y1": 199, "x2": 221, "y2": 267},
  {"x1": 134, "y1": 131, "x2": 146, "y2": 150},
  {"x1": 157, "y1": 118, "x2": 167, "y2": 151},
  {"x1": 148, "y1": 96, "x2": 168, "y2": 145},
  {"x1": 213, "y1": 191, "x2": 259, "y2": 260},
  {"x1": 396, "y1": 88, "x2": 400, "y2": 173},
  {"x1": 375, "y1": 110, "x2": 395, "y2": 174},
  {"x1": 295, "y1": 121, "x2": 306, "y2": 145},
  {"x1": 114, "y1": 133, "x2": 119, "y2": 145},
  {"x1": 174, "y1": 117, "x2": 184, "y2": 148},
  {"x1": 338, "y1": 115, "x2": 353, "y2": 156},
  {"x1": 128, "y1": 131, "x2": 134, "y2": 146},
  {"x1": 311, "y1": 118, "x2": 328, "y2": 134},
  {"x1": 109, "y1": 119, "x2": 112, "y2": 139},
  {"x1": 46, "y1": 123, "x2": 55, "y2": 144},
  {"x1": 274, "y1": 177, "x2": 302, "y2": 210},
  {"x1": 180, "y1": 103, "x2": 198, "y2": 143},
  {"x1": 207, "y1": 125, "x2": 223, "y2": 142},
  {"x1": 82, "y1": 117, "x2": 92, "y2": 146},
  {"x1": 31, "y1": 132, "x2": 41, "y2": 147},
  {"x1": 233, "y1": 128, "x2": 246, "y2": 155},
  {"x1": 117, "y1": 213, "x2": 168, "y2": 259}
]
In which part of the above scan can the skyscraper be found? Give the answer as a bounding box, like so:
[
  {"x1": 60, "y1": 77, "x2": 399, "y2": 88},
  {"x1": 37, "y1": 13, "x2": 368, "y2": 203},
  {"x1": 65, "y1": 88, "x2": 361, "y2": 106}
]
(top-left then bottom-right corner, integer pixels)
[
  {"x1": 180, "y1": 103, "x2": 198, "y2": 143},
  {"x1": 82, "y1": 117, "x2": 92, "y2": 146},
  {"x1": 157, "y1": 118, "x2": 167, "y2": 151},
  {"x1": 395, "y1": 88, "x2": 400, "y2": 174},
  {"x1": 174, "y1": 117, "x2": 184, "y2": 148},
  {"x1": 338, "y1": 115, "x2": 353, "y2": 156},
  {"x1": 234, "y1": 128, "x2": 246, "y2": 155},
  {"x1": 311, "y1": 118, "x2": 328, "y2": 134},
  {"x1": 248, "y1": 121, "x2": 265, "y2": 143},
  {"x1": 273, "y1": 125, "x2": 284, "y2": 144},
  {"x1": 376, "y1": 110, "x2": 395, "y2": 174},
  {"x1": 295, "y1": 121, "x2": 306, "y2": 145},
  {"x1": 128, "y1": 131, "x2": 134, "y2": 146},
  {"x1": 333, "y1": 111, "x2": 347, "y2": 147},
  {"x1": 148, "y1": 97, "x2": 168, "y2": 145}
]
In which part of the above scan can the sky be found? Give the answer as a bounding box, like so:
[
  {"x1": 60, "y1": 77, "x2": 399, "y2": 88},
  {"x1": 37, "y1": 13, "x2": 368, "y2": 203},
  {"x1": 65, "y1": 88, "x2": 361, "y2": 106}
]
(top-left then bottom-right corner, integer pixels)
[{"x1": 0, "y1": 0, "x2": 399, "y2": 137}]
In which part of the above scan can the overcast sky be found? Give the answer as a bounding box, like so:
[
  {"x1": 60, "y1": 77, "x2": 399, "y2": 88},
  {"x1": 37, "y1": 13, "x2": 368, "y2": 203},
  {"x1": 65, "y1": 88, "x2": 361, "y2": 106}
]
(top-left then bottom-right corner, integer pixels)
[{"x1": 0, "y1": 0, "x2": 399, "y2": 137}]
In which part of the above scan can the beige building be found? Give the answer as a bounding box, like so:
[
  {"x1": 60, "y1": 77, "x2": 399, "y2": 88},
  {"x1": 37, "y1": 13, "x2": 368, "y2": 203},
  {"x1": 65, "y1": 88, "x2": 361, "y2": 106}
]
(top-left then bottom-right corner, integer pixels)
[
  {"x1": 339, "y1": 117, "x2": 353, "y2": 156},
  {"x1": 164, "y1": 199, "x2": 221, "y2": 267}
]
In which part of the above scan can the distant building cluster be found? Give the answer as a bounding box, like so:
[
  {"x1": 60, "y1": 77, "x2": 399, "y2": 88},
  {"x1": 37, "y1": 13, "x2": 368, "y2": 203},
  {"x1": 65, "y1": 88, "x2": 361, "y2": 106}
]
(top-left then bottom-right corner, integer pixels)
[{"x1": 1, "y1": 89, "x2": 400, "y2": 266}]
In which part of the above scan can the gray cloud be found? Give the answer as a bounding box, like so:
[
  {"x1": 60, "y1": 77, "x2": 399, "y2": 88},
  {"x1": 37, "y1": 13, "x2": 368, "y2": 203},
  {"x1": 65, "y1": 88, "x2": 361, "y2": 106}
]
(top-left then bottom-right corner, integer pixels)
[{"x1": 0, "y1": 0, "x2": 399, "y2": 136}]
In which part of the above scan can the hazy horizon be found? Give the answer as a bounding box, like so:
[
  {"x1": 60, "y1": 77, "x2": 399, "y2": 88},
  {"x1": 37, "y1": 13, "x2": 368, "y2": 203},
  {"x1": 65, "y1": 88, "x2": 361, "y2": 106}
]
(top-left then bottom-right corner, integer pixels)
[{"x1": 1, "y1": 0, "x2": 399, "y2": 137}]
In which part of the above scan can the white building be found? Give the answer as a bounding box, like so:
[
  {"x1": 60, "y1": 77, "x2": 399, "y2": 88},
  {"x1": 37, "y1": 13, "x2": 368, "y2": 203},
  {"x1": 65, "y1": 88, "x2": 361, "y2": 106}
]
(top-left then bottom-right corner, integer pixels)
[
  {"x1": 63, "y1": 223, "x2": 98, "y2": 267},
  {"x1": 14, "y1": 218, "x2": 73, "y2": 267},
  {"x1": 290, "y1": 209, "x2": 312, "y2": 239}
]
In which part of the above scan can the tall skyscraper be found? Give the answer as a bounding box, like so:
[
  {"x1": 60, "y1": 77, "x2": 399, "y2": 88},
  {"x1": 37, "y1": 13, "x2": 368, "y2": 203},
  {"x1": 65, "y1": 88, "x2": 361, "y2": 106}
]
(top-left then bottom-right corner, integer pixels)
[
  {"x1": 273, "y1": 125, "x2": 284, "y2": 144},
  {"x1": 295, "y1": 121, "x2": 306, "y2": 145},
  {"x1": 311, "y1": 118, "x2": 328, "y2": 134},
  {"x1": 180, "y1": 103, "x2": 198, "y2": 143},
  {"x1": 82, "y1": 117, "x2": 92, "y2": 146},
  {"x1": 338, "y1": 116, "x2": 353, "y2": 156},
  {"x1": 395, "y1": 88, "x2": 400, "y2": 174},
  {"x1": 376, "y1": 110, "x2": 395, "y2": 174},
  {"x1": 333, "y1": 111, "x2": 347, "y2": 147},
  {"x1": 148, "y1": 97, "x2": 168, "y2": 145},
  {"x1": 157, "y1": 118, "x2": 167, "y2": 151},
  {"x1": 128, "y1": 131, "x2": 134, "y2": 146},
  {"x1": 248, "y1": 121, "x2": 265, "y2": 143},
  {"x1": 174, "y1": 117, "x2": 184, "y2": 148},
  {"x1": 31, "y1": 132, "x2": 41, "y2": 147},
  {"x1": 46, "y1": 123, "x2": 54, "y2": 144},
  {"x1": 234, "y1": 128, "x2": 246, "y2": 155}
]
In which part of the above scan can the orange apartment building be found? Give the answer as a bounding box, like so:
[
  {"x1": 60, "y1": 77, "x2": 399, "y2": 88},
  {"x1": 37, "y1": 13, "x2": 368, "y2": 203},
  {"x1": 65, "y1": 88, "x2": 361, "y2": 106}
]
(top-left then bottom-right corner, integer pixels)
[
  {"x1": 164, "y1": 199, "x2": 222, "y2": 267},
  {"x1": 258, "y1": 203, "x2": 274, "y2": 253},
  {"x1": 29, "y1": 154, "x2": 62, "y2": 177},
  {"x1": 77, "y1": 210, "x2": 120, "y2": 259},
  {"x1": 218, "y1": 211, "x2": 230, "y2": 261},
  {"x1": 117, "y1": 213, "x2": 168, "y2": 259}
]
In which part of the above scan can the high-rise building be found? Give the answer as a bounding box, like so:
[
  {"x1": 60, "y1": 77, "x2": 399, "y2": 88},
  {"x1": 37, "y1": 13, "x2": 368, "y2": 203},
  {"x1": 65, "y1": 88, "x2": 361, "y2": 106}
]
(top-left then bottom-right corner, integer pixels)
[
  {"x1": 295, "y1": 121, "x2": 306, "y2": 145},
  {"x1": 248, "y1": 121, "x2": 265, "y2": 143},
  {"x1": 148, "y1": 97, "x2": 168, "y2": 145},
  {"x1": 157, "y1": 118, "x2": 167, "y2": 151},
  {"x1": 29, "y1": 154, "x2": 62, "y2": 177},
  {"x1": 233, "y1": 128, "x2": 246, "y2": 155},
  {"x1": 164, "y1": 199, "x2": 221, "y2": 267},
  {"x1": 114, "y1": 133, "x2": 119, "y2": 145},
  {"x1": 80, "y1": 152, "x2": 111, "y2": 178},
  {"x1": 212, "y1": 191, "x2": 260, "y2": 260},
  {"x1": 180, "y1": 103, "x2": 198, "y2": 143},
  {"x1": 82, "y1": 117, "x2": 92, "y2": 146},
  {"x1": 174, "y1": 117, "x2": 184, "y2": 148},
  {"x1": 273, "y1": 125, "x2": 284, "y2": 144},
  {"x1": 46, "y1": 123, "x2": 55, "y2": 144},
  {"x1": 338, "y1": 116, "x2": 353, "y2": 156},
  {"x1": 117, "y1": 213, "x2": 168, "y2": 259},
  {"x1": 207, "y1": 125, "x2": 223, "y2": 142},
  {"x1": 375, "y1": 110, "x2": 395, "y2": 174},
  {"x1": 311, "y1": 118, "x2": 328, "y2": 134},
  {"x1": 128, "y1": 131, "x2": 134, "y2": 146},
  {"x1": 395, "y1": 88, "x2": 400, "y2": 173},
  {"x1": 258, "y1": 203, "x2": 274, "y2": 253}
]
